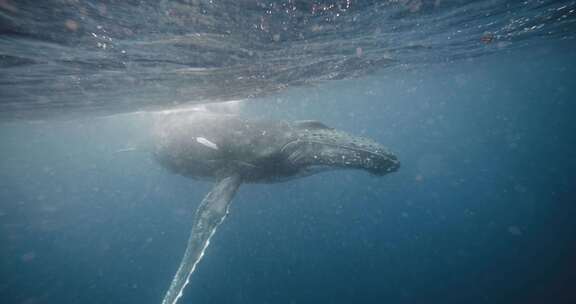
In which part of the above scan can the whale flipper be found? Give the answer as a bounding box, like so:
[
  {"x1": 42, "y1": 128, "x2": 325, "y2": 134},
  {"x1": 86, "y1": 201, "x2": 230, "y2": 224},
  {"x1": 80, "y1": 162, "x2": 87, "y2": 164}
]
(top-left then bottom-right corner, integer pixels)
[{"x1": 162, "y1": 174, "x2": 242, "y2": 304}]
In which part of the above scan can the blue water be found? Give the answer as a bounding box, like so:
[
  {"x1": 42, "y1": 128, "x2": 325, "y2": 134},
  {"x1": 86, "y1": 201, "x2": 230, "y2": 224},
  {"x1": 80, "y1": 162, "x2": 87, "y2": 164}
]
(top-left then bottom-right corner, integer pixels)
[{"x1": 2, "y1": 1, "x2": 576, "y2": 304}]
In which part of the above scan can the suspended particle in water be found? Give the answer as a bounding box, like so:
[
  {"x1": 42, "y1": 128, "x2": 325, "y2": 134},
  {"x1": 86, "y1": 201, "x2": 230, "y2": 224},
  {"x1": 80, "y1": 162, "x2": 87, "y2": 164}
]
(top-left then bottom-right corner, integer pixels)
[
  {"x1": 0, "y1": 0, "x2": 17, "y2": 13},
  {"x1": 481, "y1": 32, "x2": 495, "y2": 44},
  {"x1": 21, "y1": 251, "x2": 36, "y2": 262},
  {"x1": 508, "y1": 225, "x2": 523, "y2": 236},
  {"x1": 65, "y1": 19, "x2": 79, "y2": 31}
]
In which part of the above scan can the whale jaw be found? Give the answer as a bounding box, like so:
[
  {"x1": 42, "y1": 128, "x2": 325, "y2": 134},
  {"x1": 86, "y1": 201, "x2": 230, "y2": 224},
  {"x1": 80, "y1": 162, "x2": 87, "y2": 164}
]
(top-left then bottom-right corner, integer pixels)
[{"x1": 282, "y1": 128, "x2": 400, "y2": 176}]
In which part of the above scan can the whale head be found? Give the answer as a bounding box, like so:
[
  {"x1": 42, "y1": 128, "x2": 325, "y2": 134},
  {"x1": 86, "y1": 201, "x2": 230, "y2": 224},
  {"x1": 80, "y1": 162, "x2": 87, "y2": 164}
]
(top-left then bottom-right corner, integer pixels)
[{"x1": 282, "y1": 121, "x2": 400, "y2": 176}]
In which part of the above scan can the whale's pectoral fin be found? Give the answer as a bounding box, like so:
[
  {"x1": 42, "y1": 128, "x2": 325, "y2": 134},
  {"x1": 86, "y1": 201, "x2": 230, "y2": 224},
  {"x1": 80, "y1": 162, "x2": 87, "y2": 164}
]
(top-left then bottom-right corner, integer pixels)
[{"x1": 162, "y1": 174, "x2": 242, "y2": 304}]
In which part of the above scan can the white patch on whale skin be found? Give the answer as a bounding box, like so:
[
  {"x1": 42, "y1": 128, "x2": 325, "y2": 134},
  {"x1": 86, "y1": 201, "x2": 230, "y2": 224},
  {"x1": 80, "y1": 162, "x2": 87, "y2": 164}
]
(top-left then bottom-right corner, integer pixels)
[{"x1": 196, "y1": 137, "x2": 219, "y2": 150}]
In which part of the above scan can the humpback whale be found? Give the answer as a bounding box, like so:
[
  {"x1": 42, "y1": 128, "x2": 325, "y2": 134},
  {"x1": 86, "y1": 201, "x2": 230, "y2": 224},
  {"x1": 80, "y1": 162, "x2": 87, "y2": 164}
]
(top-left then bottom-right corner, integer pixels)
[{"x1": 153, "y1": 111, "x2": 400, "y2": 304}]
